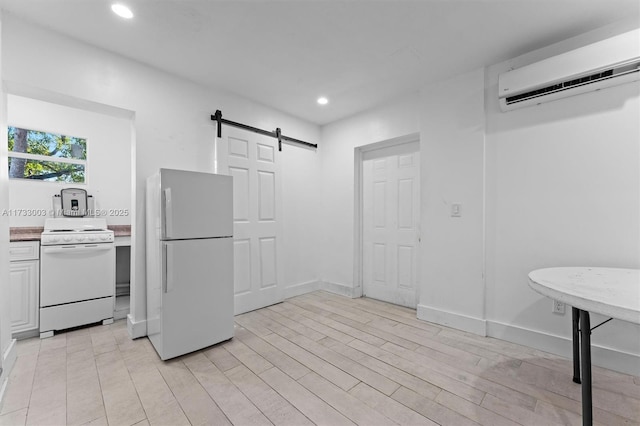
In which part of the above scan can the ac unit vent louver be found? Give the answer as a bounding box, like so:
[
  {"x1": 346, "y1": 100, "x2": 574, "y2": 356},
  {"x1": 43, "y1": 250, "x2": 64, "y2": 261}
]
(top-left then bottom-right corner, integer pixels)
[{"x1": 499, "y1": 28, "x2": 640, "y2": 112}]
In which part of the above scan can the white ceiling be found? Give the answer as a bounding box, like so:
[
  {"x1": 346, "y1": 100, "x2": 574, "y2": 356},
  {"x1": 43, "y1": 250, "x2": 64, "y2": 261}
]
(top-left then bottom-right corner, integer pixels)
[{"x1": 1, "y1": 0, "x2": 638, "y2": 125}]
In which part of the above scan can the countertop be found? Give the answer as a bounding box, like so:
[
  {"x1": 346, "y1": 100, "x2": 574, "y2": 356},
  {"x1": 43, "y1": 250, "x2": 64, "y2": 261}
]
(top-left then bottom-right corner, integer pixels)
[{"x1": 10, "y1": 225, "x2": 131, "y2": 242}]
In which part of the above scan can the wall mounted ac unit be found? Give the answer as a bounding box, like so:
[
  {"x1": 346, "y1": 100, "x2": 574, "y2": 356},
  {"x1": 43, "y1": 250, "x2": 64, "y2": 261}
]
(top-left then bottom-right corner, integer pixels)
[{"x1": 498, "y1": 28, "x2": 640, "y2": 112}]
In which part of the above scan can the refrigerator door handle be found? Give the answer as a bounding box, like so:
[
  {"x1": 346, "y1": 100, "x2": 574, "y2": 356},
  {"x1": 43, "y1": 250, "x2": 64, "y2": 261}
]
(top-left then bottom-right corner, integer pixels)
[
  {"x1": 162, "y1": 244, "x2": 167, "y2": 293},
  {"x1": 163, "y1": 243, "x2": 175, "y2": 293},
  {"x1": 163, "y1": 187, "x2": 173, "y2": 238}
]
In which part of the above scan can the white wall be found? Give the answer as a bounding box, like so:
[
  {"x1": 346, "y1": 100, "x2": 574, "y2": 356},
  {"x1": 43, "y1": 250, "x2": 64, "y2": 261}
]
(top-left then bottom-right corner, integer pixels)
[
  {"x1": 318, "y1": 94, "x2": 420, "y2": 294},
  {"x1": 0, "y1": 15, "x2": 16, "y2": 407},
  {"x1": 484, "y1": 25, "x2": 640, "y2": 373},
  {"x1": 417, "y1": 69, "x2": 486, "y2": 335},
  {"x1": 7, "y1": 95, "x2": 132, "y2": 226},
  {"x1": 414, "y1": 23, "x2": 639, "y2": 374},
  {"x1": 2, "y1": 14, "x2": 320, "y2": 337},
  {"x1": 280, "y1": 143, "x2": 321, "y2": 294}
]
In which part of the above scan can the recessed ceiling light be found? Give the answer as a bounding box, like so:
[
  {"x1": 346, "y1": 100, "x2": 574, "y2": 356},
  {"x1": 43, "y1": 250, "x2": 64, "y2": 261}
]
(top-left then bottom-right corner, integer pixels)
[
  {"x1": 111, "y1": 3, "x2": 134, "y2": 19},
  {"x1": 317, "y1": 97, "x2": 329, "y2": 105}
]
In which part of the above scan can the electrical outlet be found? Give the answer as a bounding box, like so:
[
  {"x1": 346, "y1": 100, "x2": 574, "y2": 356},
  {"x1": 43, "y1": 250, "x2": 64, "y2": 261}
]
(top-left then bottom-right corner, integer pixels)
[{"x1": 552, "y1": 300, "x2": 566, "y2": 315}]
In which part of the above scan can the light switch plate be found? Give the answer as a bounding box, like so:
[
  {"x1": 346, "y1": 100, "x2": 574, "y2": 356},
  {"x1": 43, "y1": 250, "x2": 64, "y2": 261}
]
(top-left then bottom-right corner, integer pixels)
[{"x1": 451, "y1": 203, "x2": 462, "y2": 217}]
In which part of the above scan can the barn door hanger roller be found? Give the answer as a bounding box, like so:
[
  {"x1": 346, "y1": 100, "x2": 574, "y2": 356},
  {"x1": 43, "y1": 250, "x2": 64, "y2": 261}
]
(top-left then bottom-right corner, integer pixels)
[{"x1": 211, "y1": 110, "x2": 317, "y2": 152}]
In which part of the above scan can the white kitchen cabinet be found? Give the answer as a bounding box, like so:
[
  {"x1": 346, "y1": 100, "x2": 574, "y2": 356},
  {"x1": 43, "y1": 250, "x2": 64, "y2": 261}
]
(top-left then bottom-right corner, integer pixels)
[{"x1": 9, "y1": 241, "x2": 40, "y2": 337}]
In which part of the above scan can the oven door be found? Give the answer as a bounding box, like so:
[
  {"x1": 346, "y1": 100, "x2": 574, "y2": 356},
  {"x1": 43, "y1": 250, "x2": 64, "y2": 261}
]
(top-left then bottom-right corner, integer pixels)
[{"x1": 40, "y1": 243, "x2": 115, "y2": 307}]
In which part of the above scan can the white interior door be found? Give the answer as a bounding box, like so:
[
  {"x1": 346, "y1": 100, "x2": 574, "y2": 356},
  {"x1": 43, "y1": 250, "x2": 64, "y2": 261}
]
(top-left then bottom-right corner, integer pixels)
[
  {"x1": 220, "y1": 128, "x2": 283, "y2": 315},
  {"x1": 363, "y1": 144, "x2": 420, "y2": 308}
]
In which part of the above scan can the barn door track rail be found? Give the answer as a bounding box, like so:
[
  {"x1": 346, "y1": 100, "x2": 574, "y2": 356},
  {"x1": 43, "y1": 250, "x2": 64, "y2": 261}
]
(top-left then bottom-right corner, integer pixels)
[{"x1": 211, "y1": 110, "x2": 317, "y2": 152}]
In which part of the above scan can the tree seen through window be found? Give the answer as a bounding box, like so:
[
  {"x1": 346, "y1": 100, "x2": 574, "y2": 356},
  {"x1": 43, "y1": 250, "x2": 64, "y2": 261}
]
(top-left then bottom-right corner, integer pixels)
[{"x1": 8, "y1": 126, "x2": 87, "y2": 182}]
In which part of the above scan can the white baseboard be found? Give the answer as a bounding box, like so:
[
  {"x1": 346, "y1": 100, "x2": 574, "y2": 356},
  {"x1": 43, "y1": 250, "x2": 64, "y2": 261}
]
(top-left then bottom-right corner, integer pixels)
[
  {"x1": 0, "y1": 378, "x2": 7, "y2": 414},
  {"x1": 11, "y1": 329, "x2": 39, "y2": 341},
  {"x1": 0, "y1": 338, "x2": 17, "y2": 411},
  {"x1": 2, "y1": 339, "x2": 16, "y2": 379},
  {"x1": 487, "y1": 320, "x2": 640, "y2": 377},
  {"x1": 127, "y1": 314, "x2": 147, "y2": 339},
  {"x1": 319, "y1": 281, "x2": 356, "y2": 298},
  {"x1": 417, "y1": 304, "x2": 487, "y2": 336},
  {"x1": 414, "y1": 305, "x2": 639, "y2": 376},
  {"x1": 284, "y1": 280, "x2": 321, "y2": 299}
]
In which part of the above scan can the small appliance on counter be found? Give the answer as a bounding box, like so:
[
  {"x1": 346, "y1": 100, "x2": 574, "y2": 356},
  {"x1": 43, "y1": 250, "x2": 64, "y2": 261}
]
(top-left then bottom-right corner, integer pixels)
[
  {"x1": 146, "y1": 168, "x2": 234, "y2": 360},
  {"x1": 39, "y1": 189, "x2": 115, "y2": 338},
  {"x1": 52, "y1": 188, "x2": 95, "y2": 217},
  {"x1": 60, "y1": 188, "x2": 88, "y2": 216}
]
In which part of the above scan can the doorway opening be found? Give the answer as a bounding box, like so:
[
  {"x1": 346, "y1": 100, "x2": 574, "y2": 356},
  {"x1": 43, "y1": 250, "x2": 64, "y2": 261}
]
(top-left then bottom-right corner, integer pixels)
[{"x1": 354, "y1": 134, "x2": 420, "y2": 308}]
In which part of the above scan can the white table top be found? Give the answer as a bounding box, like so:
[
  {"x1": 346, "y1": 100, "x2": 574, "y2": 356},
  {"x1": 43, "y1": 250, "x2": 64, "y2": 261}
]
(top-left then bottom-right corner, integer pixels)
[{"x1": 528, "y1": 267, "x2": 640, "y2": 324}]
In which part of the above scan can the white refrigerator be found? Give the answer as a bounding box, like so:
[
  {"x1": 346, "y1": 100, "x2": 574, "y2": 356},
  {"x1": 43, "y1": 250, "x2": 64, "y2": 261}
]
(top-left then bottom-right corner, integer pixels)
[{"x1": 146, "y1": 168, "x2": 234, "y2": 360}]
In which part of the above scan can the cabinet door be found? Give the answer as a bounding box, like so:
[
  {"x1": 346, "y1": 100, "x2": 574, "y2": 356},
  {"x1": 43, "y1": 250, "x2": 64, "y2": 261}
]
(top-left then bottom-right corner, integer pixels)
[{"x1": 10, "y1": 260, "x2": 39, "y2": 334}]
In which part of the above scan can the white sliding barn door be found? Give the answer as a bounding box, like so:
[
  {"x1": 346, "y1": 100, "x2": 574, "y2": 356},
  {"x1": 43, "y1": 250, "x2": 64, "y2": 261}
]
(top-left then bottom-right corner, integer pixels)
[
  {"x1": 221, "y1": 128, "x2": 283, "y2": 315},
  {"x1": 363, "y1": 147, "x2": 420, "y2": 308}
]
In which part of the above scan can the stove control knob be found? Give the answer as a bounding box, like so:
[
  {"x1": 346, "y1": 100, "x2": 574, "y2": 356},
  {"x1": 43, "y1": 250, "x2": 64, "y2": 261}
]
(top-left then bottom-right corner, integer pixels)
[
  {"x1": 52, "y1": 235, "x2": 60, "y2": 243},
  {"x1": 88, "y1": 234, "x2": 96, "y2": 241},
  {"x1": 100, "y1": 234, "x2": 108, "y2": 241},
  {"x1": 76, "y1": 234, "x2": 85, "y2": 242},
  {"x1": 63, "y1": 235, "x2": 73, "y2": 242}
]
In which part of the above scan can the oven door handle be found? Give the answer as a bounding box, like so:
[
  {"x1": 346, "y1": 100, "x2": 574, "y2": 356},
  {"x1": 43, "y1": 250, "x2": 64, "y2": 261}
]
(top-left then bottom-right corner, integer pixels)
[{"x1": 42, "y1": 244, "x2": 113, "y2": 254}]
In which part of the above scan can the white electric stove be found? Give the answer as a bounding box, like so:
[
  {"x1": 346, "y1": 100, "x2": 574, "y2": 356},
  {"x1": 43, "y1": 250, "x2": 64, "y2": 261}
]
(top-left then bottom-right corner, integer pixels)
[{"x1": 39, "y1": 218, "x2": 115, "y2": 338}]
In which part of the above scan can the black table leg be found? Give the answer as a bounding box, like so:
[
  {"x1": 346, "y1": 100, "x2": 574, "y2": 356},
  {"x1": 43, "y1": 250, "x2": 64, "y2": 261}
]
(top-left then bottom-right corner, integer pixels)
[
  {"x1": 579, "y1": 309, "x2": 593, "y2": 426},
  {"x1": 572, "y1": 307, "x2": 581, "y2": 384}
]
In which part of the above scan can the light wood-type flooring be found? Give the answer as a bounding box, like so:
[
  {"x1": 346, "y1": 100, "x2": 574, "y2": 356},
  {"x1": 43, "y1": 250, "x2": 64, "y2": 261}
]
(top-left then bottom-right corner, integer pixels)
[{"x1": 1, "y1": 291, "x2": 638, "y2": 425}]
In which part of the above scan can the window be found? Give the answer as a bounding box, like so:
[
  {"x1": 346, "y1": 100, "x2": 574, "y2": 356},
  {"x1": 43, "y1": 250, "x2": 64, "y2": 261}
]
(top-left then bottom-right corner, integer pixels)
[{"x1": 8, "y1": 126, "x2": 87, "y2": 183}]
